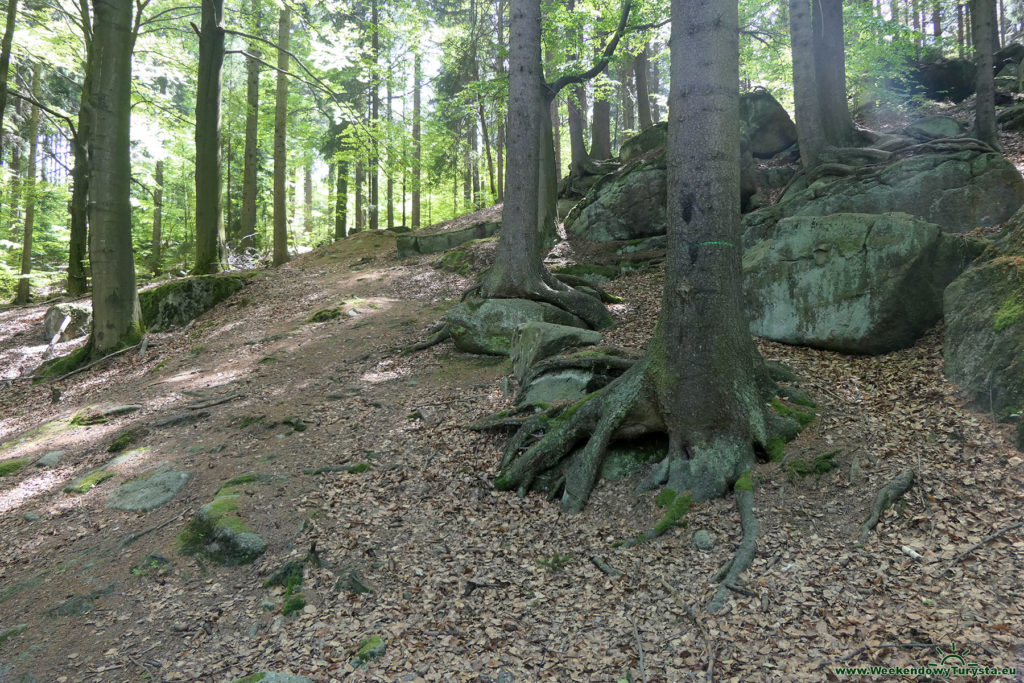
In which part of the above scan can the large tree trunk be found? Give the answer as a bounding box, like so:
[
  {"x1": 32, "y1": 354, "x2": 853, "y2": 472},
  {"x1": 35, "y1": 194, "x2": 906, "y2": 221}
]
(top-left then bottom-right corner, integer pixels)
[
  {"x1": 495, "y1": 5, "x2": 773, "y2": 613},
  {"x1": 88, "y1": 0, "x2": 142, "y2": 355},
  {"x1": 635, "y1": 45, "x2": 653, "y2": 129},
  {"x1": 0, "y1": 0, "x2": 18, "y2": 157},
  {"x1": 812, "y1": 0, "x2": 855, "y2": 147},
  {"x1": 790, "y1": 0, "x2": 825, "y2": 170},
  {"x1": 240, "y1": 5, "x2": 260, "y2": 251},
  {"x1": 412, "y1": 52, "x2": 422, "y2": 228},
  {"x1": 495, "y1": 0, "x2": 505, "y2": 201},
  {"x1": 272, "y1": 7, "x2": 290, "y2": 265},
  {"x1": 972, "y1": 0, "x2": 999, "y2": 148},
  {"x1": 15, "y1": 62, "x2": 41, "y2": 305},
  {"x1": 151, "y1": 158, "x2": 163, "y2": 275},
  {"x1": 194, "y1": 0, "x2": 226, "y2": 274},
  {"x1": 479, "y1": 0, "x2": 610, "y2": 330},
  {"x1": 590, "y1": 66, "x2": 612, "y2": 159}
]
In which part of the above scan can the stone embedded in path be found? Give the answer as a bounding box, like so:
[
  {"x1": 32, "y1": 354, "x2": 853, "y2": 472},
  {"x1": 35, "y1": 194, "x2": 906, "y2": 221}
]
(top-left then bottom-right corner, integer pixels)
[
  {"x1": 34, "y1": 450, "x2": 64, "y2": 468},
  {"x1": 229, "y1": 673, "x2": 314, "y2": 683},
  {"x1": 180, "y1": 485, "x2": 266, "y2": 565},
  {"x1": 446, "y1": 298, "x2": 587, "y2": 356},
  {"x1": 744, "y1": 212, "x2": 981, "y2": 354},
  {"x1": 106, "y1": 463, "x2": 191, "y2": 512},
  {"x1": 71, "y1": 404, "x2": 142, "y2": 426}
]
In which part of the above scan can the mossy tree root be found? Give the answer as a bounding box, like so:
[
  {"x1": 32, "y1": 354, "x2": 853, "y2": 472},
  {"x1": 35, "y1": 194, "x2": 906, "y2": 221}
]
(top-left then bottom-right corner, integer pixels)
[
  {"x1": 551, "y1": 273, "x2": 622, "y2": 304},
  {"x1": 495, "y1": 365, "x2": 654, "y2": 512},
  {"x1": 708, "y1": 484, "x2": 759, "y2": 613},
  {"x1": 858, "y1": 469, "x2": 915, "y2": 544},
  {"x1": 407, "y1": 323, "x2": 450, "y2": 353}
]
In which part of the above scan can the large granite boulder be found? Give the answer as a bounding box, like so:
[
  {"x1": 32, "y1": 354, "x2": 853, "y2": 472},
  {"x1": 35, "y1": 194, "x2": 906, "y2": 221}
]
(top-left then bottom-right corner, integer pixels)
[
  {"x1": 740, "y1": 89, "x2": 798, "y2": 158},
  {"x1": 445, "y1": 299, "x2": 587, "y2": 356},
  {"x1": 944, "y1": 212, "x2": 1024, "y2": 428},
  {"x1": 567, "y1": 139, "x2": 757, "y2": 242},
  {"x1": 744, "y1": 213, "x2": 981, "y2": 354},
  {"x1": 620, "y1": 122, "x2": 667, "y2": 164},
  {"x1": 509, "y1": 321, "x2": 602, "y2": 382},
  {"x1": 140, "y1": 274, "x2": 247, "y2": 331},
  {"x1": 909, "y1": 57, "x2": 975, "y2": 102},
  {"x1": 42, "y1": 303, "x2": 91, "y2": 342},
  {"x1": 743, "y1": 149, "x2": 1024, "y2": 245}
]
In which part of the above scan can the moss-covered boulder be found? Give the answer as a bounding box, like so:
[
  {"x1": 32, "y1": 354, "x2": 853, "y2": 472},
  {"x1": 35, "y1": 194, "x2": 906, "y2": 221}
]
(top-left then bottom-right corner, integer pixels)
[
  {"x1": 944, "y1": 214, "x2": 1024, "y2": 425},
  {"x1": 744, "y1": 212, "x2": 981, "y2": 354},
  {"x1": 743, "y1": 149, "x2": 1024, "y2": 244},
  {"x1": 619, "y1": 121, "x2": 666, "y2": 164},
  {"x1": 42, "y1": 303, "x2": 91, "y2": 342},
  {"x1": 139, "y1": 273, "x2": 247, "y2": 332},
  {"x1": 510, "y1": 322, "x2": 602, "y2": 382},
  {"x1": 445, "y1": 298, "x2": 586, "y2": 356},
  {"x1": 904, "y1": 115, "x2": 962, "y2": 140},
  {"x1": 740, "y1": 89, "x2": 797, "y2": 158},
  {"x1": 396, "y1": 219, "x2": 501, "y2": 258},
  {"x1": 179, "y1": 486, "x2": 265, "y2": 565}
]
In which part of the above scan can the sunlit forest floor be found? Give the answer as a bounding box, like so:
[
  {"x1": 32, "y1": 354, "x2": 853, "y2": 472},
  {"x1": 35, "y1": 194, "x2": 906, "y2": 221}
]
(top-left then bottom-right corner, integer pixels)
[{"x1": 1, "y1": 124, "x2": 1023, "y2": 682}]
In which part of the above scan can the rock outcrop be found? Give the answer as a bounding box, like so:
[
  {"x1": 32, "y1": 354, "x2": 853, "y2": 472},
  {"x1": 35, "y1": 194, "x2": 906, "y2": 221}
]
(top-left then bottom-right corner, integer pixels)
[{"x1": 744, "y1": 212, "x2": 982, "y2": 354}]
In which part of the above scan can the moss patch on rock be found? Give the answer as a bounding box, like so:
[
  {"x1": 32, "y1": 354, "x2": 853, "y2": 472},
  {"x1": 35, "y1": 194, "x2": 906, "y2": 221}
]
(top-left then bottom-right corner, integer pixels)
[
  {"x1": 786, "y1": 450, "x2": 840, "y2": 482},
  {"x1": 179, "y1": 486, "x2": 265, "y2": 565},
  {"x1": 140, "y1": 273, "x2": 248, "y2": 331},
  {"x1": 64, "y1": 467, "x2": 116, "y2": 494}
]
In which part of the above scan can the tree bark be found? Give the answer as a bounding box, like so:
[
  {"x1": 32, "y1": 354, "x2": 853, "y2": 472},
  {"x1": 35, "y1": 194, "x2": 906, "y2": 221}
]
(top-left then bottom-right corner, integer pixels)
[
  {"x1": 15, "y1": 62, "x2": 40, "y2": 304},
  {"x1": 68, "y1": 9, "x2": 92, "y2": 297},
  {"x1": 240, "y1": 2, "x2": 260, "y2": 251},
  {"x1": 813, "y1": 0, "x2": 855, "y2": 147},
  {"x1": 619, "y1": 59, "x2": 635, "y2": 135},
  {"x1": 972, "y1": 0, "x2": 999, "y2": 148},
  {"x1": 590, "y1": 66, "x2": 612, "y2": 159},
  {"x1": 335, "y1": 159, "x2": 348, "y2": 239},
  {"x1": 412, "y1": 52, "x2": 422, "y2": 228},
  {"x1": 386, "y1": 75, "x2": 394, "y2": 228},
  {"x1": 88, "y1": 0, "x2": 142, "y2": 355},
  {"x1": 272, "y1": 6, "x2": 290, "y2": 265},
  {"x1": 151, "y1": 158, "x2": 163, "y2": 275},
  {"x1": 303, "y1": 162, "x2": 313, "y2": 232},
  {"x1": 369, "y1": 0, "x2": 380, "y2": 230},
  {"x1": 0, "y1": 0, "x2": 18, "y2": 158},
  {"x1": 354, "y1": 160, "x2": 364, "y2": 231},
  {"x1": 634, "y1": 45, "x2": 653, "y2": 129},
  {"x1": 194, "y1": 0, "x2": 226, "y2": 274},
  {"x1": 495, "y1": 0, "x2": 505, "y2": 201},
  {"x1": 790, "y1": 0, "x2": 825, "y2": 170}
]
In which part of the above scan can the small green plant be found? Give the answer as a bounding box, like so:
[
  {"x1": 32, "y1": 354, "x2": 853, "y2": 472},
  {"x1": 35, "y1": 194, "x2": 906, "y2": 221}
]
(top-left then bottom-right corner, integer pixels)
[
  {"x1": 189, "y1": 344, "x2": 206, "y2": 356},
  {"x1": 346, "y1": 463, "x2": 371, "y2": 474},
  {"x1": 536, "y1": 552, "x2": 573, "y2": 572},
  {"x1": 652, "y1": 489, "x2": 693, "y2": 535},
  {"x1": 282, "y1": 417, "x2": 307, "y2": 432},
  {"x1": 786, "y1": 450, "x2": 840, "y2": 482}
]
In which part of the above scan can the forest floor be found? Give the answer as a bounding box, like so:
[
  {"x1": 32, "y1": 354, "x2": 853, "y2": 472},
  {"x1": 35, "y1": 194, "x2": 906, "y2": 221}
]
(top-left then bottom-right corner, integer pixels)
[{"x1": 1, "y1": 137, "x2": 1024, "y2": 683}]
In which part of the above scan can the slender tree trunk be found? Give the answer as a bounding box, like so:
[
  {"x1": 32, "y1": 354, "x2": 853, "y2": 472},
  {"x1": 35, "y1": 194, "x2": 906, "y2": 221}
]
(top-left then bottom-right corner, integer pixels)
[
  {"x1": 813, "y1": 0, "x2": 854, "y2": 146},
  {"x1": 565, "y1": 0, "x2": 589, "y2": 167},
  {"x1": 412, "y1": 52, "x2": 422, "y2": 228},
  {"x1": 89, "y1": 0, "x2": 142, "y2": 355},
  {"x1": 619, "y1": 60, "x2": 635, "y2": 136},
  {"x1": 327, "y1": 162, "x2": 335, "y2": 231},
  {"x1": 479, "y1": 101, "x2": 496, "y2": 199},
  {"x1": 635, "y1": 46, "x2": 653, "y2": 129},
  {"x1": 9, "y1": 139, "x2": 19, "y2": 229},
  {"x1": 790, "y1": 0, "x2": 825, "y2": 170},
  {"x1": 354, "y1": 160, "x2": 364, "y2": 231},
  {"x1": 303, "y1": 162, "x2": 312, "y2": 233},
  {"x1": 932, "y1": 2, "x2": 942, "y2": 43},
  {"x1": 649, "y1": 41, "x2": 662, "y2": 123},
  {"x1": 335, "y1": 159, "x2": 348, "y2": 239},
  {"x1": 240, "y1": 2, "x2": 260, "y2": 250},
  {"x1": 68, "y1": 30, "x2": 93, "y2": 297},
  {"x1": 959, "y1": 3, "x2": 966, "y2": 56},
  {"x1": 152, "y1": 159, "x2": 163, "y2": 275},
  {"x1": 194, "y1": 0, "x2": 226, "y2": 274},
  {"x1": 369, "y1": 0, "x2": 380, "y2": 230},
  {"x1": 972, "y1": 0, "x2": 999, "y2": 148},
  {"x1": 998, "y1": 0, "x2": 1005, "y2": 48},
  {"x1": 550, "y1": 96, "x2": 561, "y2": 183},
  {"x1": 15, "y1": 62, "x2": 40, "y2": 304},
  {"x1": 590, "y1": 66, "x2": 612, "y2": 159},
  {"x1": 0, "y1": 0, "x2": 18, "y2": 157},
  {"x1": 272, "y1": 6, "x2": 290, "y2": 265},
  {"x1": 496, "y1": 0, "x2": 505, "y2": 201},
  {"x1": 386, "y1": 77, "x2": 394, "y2": 229}
]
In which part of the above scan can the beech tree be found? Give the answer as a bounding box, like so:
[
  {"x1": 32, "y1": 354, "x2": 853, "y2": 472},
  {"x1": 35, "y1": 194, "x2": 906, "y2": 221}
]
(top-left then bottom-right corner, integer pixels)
[
  {"x1": 88, "y1": 0, "x2": 142, "y2": 355},
  {"x1": 193, "y1": 0, "x2": 227, "y2": 274},
  {"x1": 494, "y1": 0, "x2": 778, "y2": 612}
]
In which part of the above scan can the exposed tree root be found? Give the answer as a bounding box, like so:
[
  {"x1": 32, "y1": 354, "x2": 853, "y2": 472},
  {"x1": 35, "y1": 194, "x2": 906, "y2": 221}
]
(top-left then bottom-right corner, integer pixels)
[
  {"x1": 708, "y1": 481, "x2": 759, "y2": 613},
  {"x1": 406, "y1": 323, "x2": 450, "y2": 353},
  {"x1": 551, "y1": 273, "x2": 622, "y2": 304},
  {"x1": 858, "y1": 469, "x2": 915, "y2": 544}
]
